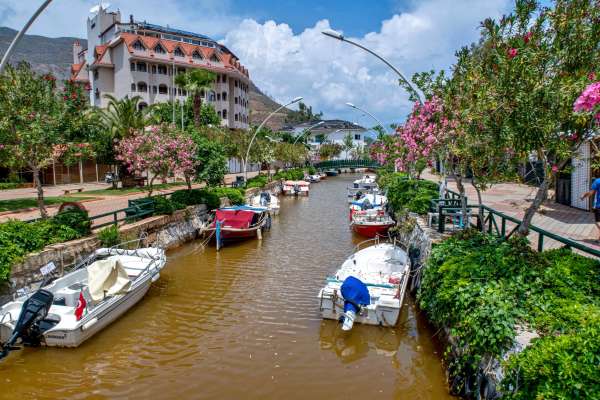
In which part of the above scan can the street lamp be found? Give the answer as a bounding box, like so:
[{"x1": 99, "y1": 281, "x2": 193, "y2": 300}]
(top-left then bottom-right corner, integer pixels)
[
  {"x1": 322, "y1": 28, "x2": 424, "y2": 104},
  {"x1": 292, "y1": 121, "x2": 324, "y2": 144},
  {"x1": 0, "y1": 0, "x2": 53, "y2": 73},
  {"x1": 243, "y1": 96, "x2": 303, "y2": 180},
  {"x1": 346, "y1": 102, "x2": 390, "y2": 135}
]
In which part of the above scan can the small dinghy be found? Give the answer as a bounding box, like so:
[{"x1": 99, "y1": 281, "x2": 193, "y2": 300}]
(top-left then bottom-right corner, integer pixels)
[
  {"x1": 282, "y1": 180, "x2": 310, "y2": 196},
  {"x1": 351, "y1": 209, "x2": 395, "y2": 238},
  {"x1": 0, "y1": 247, "x2": 166, "y2": 356},
  {"x1": 249, "y1": 191, "x2": 280, "y2": 215},
  {"x1": 318, "y1": 241, "x2": 410, "y2": 331}
]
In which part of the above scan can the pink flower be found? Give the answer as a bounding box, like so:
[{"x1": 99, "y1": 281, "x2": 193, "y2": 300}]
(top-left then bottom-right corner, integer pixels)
[
  {"x1": 523, "y1": 32, "x2": 533, "y2": 44},
  {"x1": 551, "y1": 165, "x2": 559, "y2": 173},
  {"x1": 507, "y1": 48, "x2": 518, "y2": 59},
  {"x1": 588, "y1": 72, "x2": 596, "y2": 81},
  {"x1": 574, "y1": 82, "x2": 600, "y2": 123}
]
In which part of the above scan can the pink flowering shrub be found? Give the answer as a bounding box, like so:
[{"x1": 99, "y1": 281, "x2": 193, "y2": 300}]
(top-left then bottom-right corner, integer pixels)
[
  {"x1": 116, "y1": 125, "x2": 196, "y2": 192},
  {"x1": 573, "y1": 81, "x2": 600, "y2": 123}
]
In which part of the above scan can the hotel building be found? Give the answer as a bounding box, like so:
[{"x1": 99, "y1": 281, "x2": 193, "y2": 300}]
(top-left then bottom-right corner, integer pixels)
[{"x1": 71, "y1": 5, "x2": 250, "y2": 129}]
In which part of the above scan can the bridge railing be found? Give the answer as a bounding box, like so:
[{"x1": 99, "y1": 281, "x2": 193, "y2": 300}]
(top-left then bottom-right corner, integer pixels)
[{"x1": 313, "y1": 159, "x2": 381, "y2": 169}]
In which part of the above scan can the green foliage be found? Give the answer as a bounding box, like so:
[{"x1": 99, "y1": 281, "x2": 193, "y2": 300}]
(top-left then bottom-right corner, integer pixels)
[
  {"x1": 152, "y1": 196, "x2": 185, "y2": 215},
  {"x1": 149, "y1": 100, "x2": 219, "y2": 129},
  {"x1": 419, "y1": 230, "x2": 600, "y2": 398},
  {"x1": 52, "y1": 208, "x2": 91, "y2": 237},
  {"x1": 306, "y1": 166, "x2": 316, "y2": 175},
  {"x1": 169, "y1": 188, "x2": 240, "y2": 210},
  {"x1": 284, "y1": 102, "x2": 322, "y2": 124},
  {"x1": 381, "y1": 173, "x2": 438, "y2": 214},
  {"x1": 319, "y1": 143, "x2": 343, "y2": 160},
  {"x1": 273, "y1": 168, "x2": 305, "y2": 181},
  {"x1": 210, "y1": 187, "x2": 245, "y2": 205},
  {"x1": 97, "y1": 225, "x2": 121, "y2": 248},
  {"x1": 0, "y1": 182, "x2": 23, "y2": 190},
  {"x1": 189, "y1": 130, "x2": 228, "y2": 186},
  {"x1": 245, "y1": 174, "x2": 268, "y2": 189}
]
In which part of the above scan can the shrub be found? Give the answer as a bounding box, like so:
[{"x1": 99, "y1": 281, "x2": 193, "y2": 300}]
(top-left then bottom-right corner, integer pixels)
[
  {"x1": 210, "y1": 187, "x2": 244, "y2": 205},
  {"x1": 97, "y1": 225, "x2": 120, "y2": 247},
  {"x1": 273, "y1": 168, "x2": 304, "y2": 181},
  {"x1": 153, "y1": 196, "x2": 184, "y2": 215},
  {"x1": 245, "y1": 174, "x2": 268, "y2": 189},
  {"x1": 52, "y1": 208, "x2": 91, "y2": 237},
  {"x1": 0, "y1": 182, "x2": 22, "y2": 190},
  {"x1": 171, "y1": 189, "x2": 206, "y2": 206},
  {"x1": 306, "y1": 166, "x2": 316, "y2": 175},
  {"x1": 381, "y1": 173, "x2": 438, "y2": 214}
]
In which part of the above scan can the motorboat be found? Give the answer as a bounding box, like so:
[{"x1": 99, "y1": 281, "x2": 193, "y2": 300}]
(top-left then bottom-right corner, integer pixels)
[
  {"x1": 318, "y1": 172, "x2": 327, "y2": 180},
  {"x1": 205, "y1": 205, "x2": 271, "y2": 250},
  {"x1": 325, "y1": 169, "x2": 339, "y2": 177},
  {"x1": 348, "y1": 192, "x2": 388, "y2": 211},
  {"x1": 318, "y1": 241, "x2": 410, "y2": 331},
  {"x1": 282, "y1": 180, "x2": 310, "y2": 196},
  {"x1": 249, "y1": 191, "x2": 280, "y2": 215},
  {"x1": 0, "y1": 247, "x2": 166, "y2": 356},
  {"x1": 352, "y1": 174, "x2": 377, "y2": 190},
  {"x1": 351, "y1": 209, "x2": 395, "y2": 238},
  {"x1": 307, "y1": 174, "x2": 321, "y2": 183}
]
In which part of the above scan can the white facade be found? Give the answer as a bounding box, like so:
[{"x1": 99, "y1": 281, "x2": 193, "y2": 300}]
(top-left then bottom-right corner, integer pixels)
[{"x1": 71, "y1": 5, "x2": 250, "y2": 129}]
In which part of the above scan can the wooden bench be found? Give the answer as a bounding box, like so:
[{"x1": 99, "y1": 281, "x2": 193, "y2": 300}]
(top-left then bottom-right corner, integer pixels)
[{"x1": 63, "y1": 187, "x2": 84, "y2": 195}]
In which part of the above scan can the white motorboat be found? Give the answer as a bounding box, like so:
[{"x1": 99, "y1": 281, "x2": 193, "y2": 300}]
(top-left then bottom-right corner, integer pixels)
[
  {"x1": 307, "y1": 174, "x2": 321, "y2": 183},
  {"x1": 349, "y1": 192, "x2": 388, "y2": 210},
  {"x1": 282, "y1": 180, "x2": 310, "y2": 196},
  {"x1": 0, "y1": 247, "x2": 166, "y2": 355},
  {"x1": 318, "y1": 241, "x2": 410, "y2": 331},
  {"x1": 352, "y1": 174, "x2": 377, "y2": 189},
  {"x1": 249, "y1": 192, "x2": 280, "y2": 215}
]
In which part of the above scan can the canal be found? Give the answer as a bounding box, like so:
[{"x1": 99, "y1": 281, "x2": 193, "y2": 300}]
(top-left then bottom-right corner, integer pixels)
[{"x1": 0, "y1": 174, "x2": 453, "y2": 399}]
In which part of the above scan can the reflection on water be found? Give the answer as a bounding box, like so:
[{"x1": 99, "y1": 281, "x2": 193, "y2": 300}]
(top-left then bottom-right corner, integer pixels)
[{"x1": 0, "y1": 174, "x2": 453, "y2": 400}]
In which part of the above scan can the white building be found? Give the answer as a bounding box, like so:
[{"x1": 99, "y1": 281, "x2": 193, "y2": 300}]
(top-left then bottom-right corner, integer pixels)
[
  {"x1": 71, "y1": 5, "x2": 250, "y2": 129},
  {"x1": 282, "y1": 120, "x2": 368, "y2": 160}
]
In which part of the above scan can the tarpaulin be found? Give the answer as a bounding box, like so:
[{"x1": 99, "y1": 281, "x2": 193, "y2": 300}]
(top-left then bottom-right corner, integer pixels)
[{"x1": 214, "y1": 209, "x2": 255, "y2": 229}]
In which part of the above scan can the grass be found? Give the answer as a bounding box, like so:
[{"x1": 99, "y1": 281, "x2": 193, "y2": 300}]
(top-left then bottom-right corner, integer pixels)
[
  {"x1": 83, "y1": 182, "x2": 187, "y2": 196},
  {"x1": 0, "y1": 196, "x2": 93, "y2": 212}
]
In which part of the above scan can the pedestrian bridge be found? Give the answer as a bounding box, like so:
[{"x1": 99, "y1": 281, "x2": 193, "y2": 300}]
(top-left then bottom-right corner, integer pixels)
[{"x1": 312, "y1": 159, "x2": 381, "y2": 170}]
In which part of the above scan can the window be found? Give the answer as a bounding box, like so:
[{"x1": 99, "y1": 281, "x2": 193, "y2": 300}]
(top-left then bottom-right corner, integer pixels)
[
  {"x1": 354, "y1": 134, "x2": 361, "y2": 140},
  {"x1": 137, "y1": 82, "x2": 147, "y2": 92},
  {"x1": 235, "y1": 113, "x2": 238, "y2": 121},
  {"x1": 217, "y1": 111, "x2": 222, "y2": 118},
  {"x1": 138, "y1": 102, "x2": 148, "y2": 111},
  {"x1": 152, "y1": 65, "x2": 157, "y2": 74},
  {"x1": 234, "y1": 97, "x2": 238, "y2": 104},
  {"x1": 200, "y1": 89, "x2": 205, "y2": 97},
  {"x1": 234, "y1": 80, "x2": 238, "y2": 88},
  {"x1": 131, "y1": 83, "x2": 136, "y2": 92},
  {"x1": 94, "y1": 88, "x2": 100, "y2": 99},
  {"x1": 209, "y1": 91, "x2": 216, "y2": 102},
  {"x1": 158, "y1": 84, "x2": 168, "y2": 94},
  {"x1": 210, "y1": 54, "x2": 220, "y2": 62},
  {"x1": 154, "y1": 44, "x2": 166, "y2": 54},
  {"x1": 177, "y1": 67, "x2": 185, "y2": 75},
  {"x1": 130, "y1": 62, "x2": 136, "y2": 71},
  {"x1": 157, "y1": 65, "x2": 167, "y2": 75},
  {"x1": 136, "y1": 62, "x2": 147, "y2": 72},
  {"x1": 217, "y1": 93, "x2": 221, "y2": 101},
  {"x1": 192, "y1": 51, "x2": 203, "y2": 60},
  {"x1": 222, "y1": 75, "x2": 227, "y2": 83},
  {"x1": 222, "y1": 109, "x2": 227, "y2": 119},
  {"x1": 222, "y1": 92, "x2": 227, "y2": 101},
  {"x1": 182, "y1": 89, "x2": 187, "y2": 96},
  {"x1": 152, "y1": 85, "x2": 157, "y2": 94},
  {"x1": 132, "y1": 40, "x2": 145, "y2": 51},
  {"x1": 93, "y1": 70, "x2": 99, "y2": 80},
  {"x1": 174, "y1": 47, "x2": 185, "y2": 57}
]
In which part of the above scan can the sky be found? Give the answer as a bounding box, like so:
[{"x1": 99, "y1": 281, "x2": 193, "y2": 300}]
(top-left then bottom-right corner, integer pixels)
[{"x1": 0, "y1": 0, "x2": 513, "y2": 127}]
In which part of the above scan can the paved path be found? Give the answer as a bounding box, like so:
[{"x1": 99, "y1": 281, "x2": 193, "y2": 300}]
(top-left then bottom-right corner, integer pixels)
[{"x1": 421, "y1": 170, "x2": 599, "y2": 251}]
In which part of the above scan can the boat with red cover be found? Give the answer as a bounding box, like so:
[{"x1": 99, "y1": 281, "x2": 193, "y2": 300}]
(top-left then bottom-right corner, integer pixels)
[
  {"x1": 205, "y1": 206, "x2": 271, "y2": 249},
  {"x1": 350, "y1": 209, "x2": 395, "y2": 238}
]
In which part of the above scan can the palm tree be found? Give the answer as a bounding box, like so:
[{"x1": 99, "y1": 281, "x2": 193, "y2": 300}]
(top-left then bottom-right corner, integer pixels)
[
  {"x1": 98, "y1": 94, "x2": 148, "y2": 139},
  {"x1": 175, "y1": 69, "x2": 216, "y2": 127}
]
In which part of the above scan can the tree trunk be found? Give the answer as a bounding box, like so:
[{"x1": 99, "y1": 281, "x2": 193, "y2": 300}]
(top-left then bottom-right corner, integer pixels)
[
  {"x1": 32, "y1": 165, "x2": 48, "y2": 219},
  {"x1": 147, "y1": 175, "x2": 157, "y2": 197},
  {"x1": 471, "y1": 178, "x2": 484, "y2": 231},
  {"x1": 517, "y1": 151, "x2": 549, "y2": 236},
  {"x1": 193, "y1": 93, "x2": 202, "y2": 127},
  {"x1": 453, "y1": 172, "x2": 468, "y2": 227},
  {"x1": 185, "y1": 174, "x2": 192, "y2": 190}
]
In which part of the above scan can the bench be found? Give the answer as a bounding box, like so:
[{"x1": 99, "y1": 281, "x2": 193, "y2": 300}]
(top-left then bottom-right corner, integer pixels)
[{"x1": 63, "y1": 187, "x2": 84, "y2": 195}]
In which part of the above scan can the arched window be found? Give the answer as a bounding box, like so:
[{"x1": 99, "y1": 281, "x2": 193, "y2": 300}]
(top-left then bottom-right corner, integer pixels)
[
  {"x1": 217, "y1": 93, "x2": 221, "y2": 101},
  {"x1": 131, "y1": 83, "x2": 136, "y2": 92},
  {"x1": 222, "y1": 75, "x2": 227, "y2": 83},
  {"x1": 192, "y1": 50, "x2": 203, "y2": 60},
  {"x1": 157, "y1": 65, "x2": 167, "y2": 75},
  {"x1": 151, "y1": 65, "x2": 157, "y2": 74},
  {"x1": 217, "y1": 111, "x2": 222, "y2": 118},
  {"x1": 152, "y1": 85, "x2": 157, "y2": 94},
  {"x1": 222, "y1": 109, "x2": 227, "y2": 119},
  {"x1": 200, "y1": 89, "x2": 205, "y2": 97},
  {"x1": 209, "y1": 91, "x2": 216, "y2": 102},
  {"x1": 222, "y1": 92, "x2": 227, "y2": 101},
  {"x1": 210, "y1": 54, "x2": 220, "y2": 63},
  {"x1": 138, "y1": 102, "x2": 148, "y2": 111},
  {"x1": 136, "y1": 62, "x2": 147, "y2": 72},
  {"x1": 132, "y1": 40, "x2": 145, "y2": 51},
  {"x1": 158, "y1": 84, "x2": 168, "y2": 94},
  {"x1": 154, "y1": 44, "x2": 166, "y2": 54},
  {"x1": 235, "y1": 113, "x2": 238, "y2": 122},
  {"x1": 137, "y1": 82, "x2": 147, "y2": 92},
  {"x1": 174, "y1": 47, "x2": 185, "y2": 57},
  {"x1": 130, "y1": 62, "x2": 136, "y2": 71}
]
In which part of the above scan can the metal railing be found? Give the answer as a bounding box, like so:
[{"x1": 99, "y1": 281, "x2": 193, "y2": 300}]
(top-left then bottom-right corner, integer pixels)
[
  {"x1": 313, "y1": 159, "x2": 381, "y2": 169},
  {"x1": 434, "y1": 189, "x2": 600, "y2": 258}
]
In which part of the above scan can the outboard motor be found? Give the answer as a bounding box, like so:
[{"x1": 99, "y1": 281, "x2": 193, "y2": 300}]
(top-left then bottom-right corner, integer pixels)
[
  {"x1": 260, "y1": 191, "x2": 271, "y2": 206},
  {"x1": 354, "y1": 191, "x2": 363, "y2": 200},
  {"x1": 0, "y1": 289, "x2": 54, "y2": 360},
  {"x1": 293, "y1": 184, "x2": 300, "y2": 195},
  {"x1": 340, "y1": 276, "x2": 370, "y2": 331}
]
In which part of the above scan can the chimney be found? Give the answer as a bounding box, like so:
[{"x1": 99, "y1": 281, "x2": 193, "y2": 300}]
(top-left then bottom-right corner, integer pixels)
[{"x1": 73, "y1": 40, "x2": 82, "y2": 64}]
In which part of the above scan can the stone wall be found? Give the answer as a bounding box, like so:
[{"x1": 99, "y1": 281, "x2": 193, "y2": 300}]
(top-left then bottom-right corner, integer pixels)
[{"x1": 3, "y1": 205, "x2": 209, "y2": 302}]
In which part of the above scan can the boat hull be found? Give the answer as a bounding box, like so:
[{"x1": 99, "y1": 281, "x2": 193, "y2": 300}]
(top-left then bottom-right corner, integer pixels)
[
  {"x1": 351, "y1": 222, "x2": 395, "y2": 238},
  {"x1": 283, "y1": 189, "x2": 309, "y2": 196}
]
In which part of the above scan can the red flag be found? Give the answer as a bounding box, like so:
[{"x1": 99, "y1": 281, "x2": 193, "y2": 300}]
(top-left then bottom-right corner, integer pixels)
[{"x1": 75, "y1": 291, "x2": 86, "y2": 321}]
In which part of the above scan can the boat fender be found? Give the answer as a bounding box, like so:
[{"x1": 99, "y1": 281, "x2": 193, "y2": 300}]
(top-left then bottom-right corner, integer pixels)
[
  {"x1": 81, "y1": 317, "x2": 98, "y2": 331},
  {"x1": 151, "y1": 273, "x2": 161, "y2": 283}
]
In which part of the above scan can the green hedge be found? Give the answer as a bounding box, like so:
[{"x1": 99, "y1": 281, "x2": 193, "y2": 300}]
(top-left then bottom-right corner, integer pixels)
[
  {"x1": 273, "y1": 168, "x2": 305, "y2": 181},
  {"x1": 380, "y1": 173, "x2": 438, "y2": 214},
  {"x1": 170, "y1": 188, "x2": 244, "y2": 211},
  {"x1": 0, "y1": 208, "x2": 91, "y2": 281},
  {"x1": 245, "y1": 174, "x2": 268, "y2": 189},
  {"x1": 419, "y1": 230, "x2": 600, "y2": 399},
  {"x1": 0, "y1": 182, "x2": 24, "y2": 190}
]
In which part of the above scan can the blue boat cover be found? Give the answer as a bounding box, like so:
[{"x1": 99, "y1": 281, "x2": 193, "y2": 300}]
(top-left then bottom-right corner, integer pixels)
[
  {"x1": 340, "y1": 276, "x2": 370, "y2": 313},
  {"x1": 220, "y1": 205, "x2": 267, "y2": 213}
]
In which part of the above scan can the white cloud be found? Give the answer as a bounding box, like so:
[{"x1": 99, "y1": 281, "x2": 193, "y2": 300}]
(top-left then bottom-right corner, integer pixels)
[{"x1": 223, "y1": 0, "x2": 511, "y2": 126}]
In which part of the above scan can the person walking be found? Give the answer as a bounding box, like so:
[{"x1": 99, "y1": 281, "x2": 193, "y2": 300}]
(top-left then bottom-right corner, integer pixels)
[{"x1": 581, "y1": 176, "x2": 600, "y2": 242}]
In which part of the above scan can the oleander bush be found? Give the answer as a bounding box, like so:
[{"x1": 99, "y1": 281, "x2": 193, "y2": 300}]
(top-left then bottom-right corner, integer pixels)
[
  {"x1": 52, "y1": 208, "x2": 91, "y2": 237},
  {"x1": 380, "y1": 173, "x2": 438, "y2": 214},
  {"x1": 419, "y1": 230, "x2": 600, "y2": 399}
]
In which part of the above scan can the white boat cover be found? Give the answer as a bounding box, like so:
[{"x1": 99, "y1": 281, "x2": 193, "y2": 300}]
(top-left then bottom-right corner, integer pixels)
[{"x1": 87, "y1": 256, "x2": 131, "y2": 302}]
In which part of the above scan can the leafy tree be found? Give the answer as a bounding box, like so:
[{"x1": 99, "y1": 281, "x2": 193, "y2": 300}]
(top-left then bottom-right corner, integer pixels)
[
  {"x1": 189, "y1": 130, "x2": 228, "y2": 186},
  {"x1": 149, "y1": 99, "x2": 219, "y2": 129},
  {"x1": 319, "y1": 143, "x2": 343, "y2": 160},
  {"x1": 174, "y1": 69, "x2": 216, "y2": 127},
  {"x1": 285, "y1": 101, "x2": 323, "y2": 124},
  {"x1": 342, "y1": 133, "x2": 355, "y2": 160}
]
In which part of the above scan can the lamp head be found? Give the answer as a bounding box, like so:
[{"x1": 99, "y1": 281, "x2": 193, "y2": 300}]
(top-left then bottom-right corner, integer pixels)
[
  {"x1": 291, "y1": 96, "x2": 303, "y2": 104},
  {"x1": 322, "y1": 29, "x2": 344, "y2": 40},
  {"x1": 346, "y1": 102, "x2": 356, "y2": 108}
]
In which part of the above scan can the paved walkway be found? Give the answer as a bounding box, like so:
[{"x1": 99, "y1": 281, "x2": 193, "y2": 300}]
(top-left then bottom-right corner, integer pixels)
[{"x1": 421, "y1": 170, "x2": 600, "y2": 251}]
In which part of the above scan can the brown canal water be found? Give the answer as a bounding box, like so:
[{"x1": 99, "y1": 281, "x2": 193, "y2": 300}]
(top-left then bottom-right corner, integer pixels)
[{"x1": 0, "y1": 174, "x2": 454, "y2": 400}]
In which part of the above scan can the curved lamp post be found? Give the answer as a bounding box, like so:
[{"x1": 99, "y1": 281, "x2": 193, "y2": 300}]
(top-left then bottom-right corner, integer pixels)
[
  {"x1": 243, "y1": 96, "x2": 303, "y2": 180},
  {"x1": 292, "y1": 121, "x2": 324, "y2": 144},
  {"x1": 346, "y1": 102, "x2": 390, "y2": 135},
  {"x1": 0, "y1": 0, "x2": 53, "y2": 73},
  {"x1": 322, "y1": 28, "x2": 423, "y2": 105}
]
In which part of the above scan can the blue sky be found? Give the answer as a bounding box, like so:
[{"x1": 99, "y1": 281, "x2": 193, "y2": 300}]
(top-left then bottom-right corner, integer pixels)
[{"x1": 0, "y1": 0, "x2": 513, "y2": 127}]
